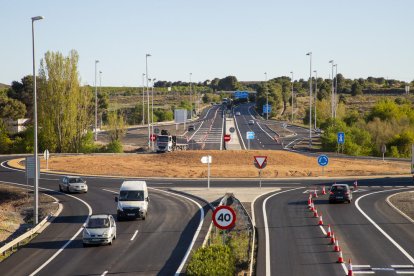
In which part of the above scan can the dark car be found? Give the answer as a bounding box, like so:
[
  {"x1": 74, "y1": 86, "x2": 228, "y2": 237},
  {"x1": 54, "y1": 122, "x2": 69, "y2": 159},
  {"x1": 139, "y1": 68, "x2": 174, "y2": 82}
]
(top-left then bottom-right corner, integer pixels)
[
  {"x1": 188, "y1": 125, "x2": 195, "y2": 131},
  {"x1": 329, "y1": 184, "x2": 352, "y2": 203}
]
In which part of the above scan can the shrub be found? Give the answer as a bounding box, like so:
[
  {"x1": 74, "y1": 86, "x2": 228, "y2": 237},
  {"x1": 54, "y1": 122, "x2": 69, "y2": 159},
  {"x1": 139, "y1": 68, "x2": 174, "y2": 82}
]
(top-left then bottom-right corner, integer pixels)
[
  {"x1": 105, "y1": 140, "x2": 123, "y2": 153},
  {"x1": 187, "y1": 244, "x2": 235, "y2": 276}
]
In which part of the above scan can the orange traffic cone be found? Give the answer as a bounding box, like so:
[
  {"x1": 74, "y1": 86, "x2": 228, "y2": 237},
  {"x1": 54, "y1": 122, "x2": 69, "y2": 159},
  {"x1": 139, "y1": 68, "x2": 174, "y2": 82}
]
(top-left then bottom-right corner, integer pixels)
[
  {"x1": 354, "y1": 180, "x2": 358, "y2": 190},
  {"x1": 318, "y1": 214, "x2": 323, "y2": 225},
  {"x1": 307, "y1": 196, "x2": 312, "y2": 207},
  {"x1": 322, "y1": 186, "x2": 326, "y2": 195},
  {"x1": 326, "y1": 225, "x2": 332, "y2": 238},
  {"x1": 334, "y1": 239, "x2": 340, "y2": 252},
  {"x1": 310, "y1": 202, "x2": 314, "y2": 212},
  {"x1": 337, "y1": 250, "x2": 344, "y2": 263},
  {"x1": 348, "y1": 259, "x2": 353, "y2": 276},
  {"x1": 313, "y1": 208, "x2": 319, "y2": 217},
  {"x1": 313, "y1": 188, "x2": 318, "y2": 198},
  {"x1": 330, "y1": 232, "x2": 336, "y2": 244}
]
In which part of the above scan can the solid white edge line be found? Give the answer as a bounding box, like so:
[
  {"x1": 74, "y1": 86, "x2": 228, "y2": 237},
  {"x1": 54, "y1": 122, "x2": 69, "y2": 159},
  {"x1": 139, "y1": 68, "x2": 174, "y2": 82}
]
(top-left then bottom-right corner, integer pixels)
[
  {"x1": 0, "y1": 180, "x2": 93, "y2": 276},
  {"x1": 353, "y1": 265, "x2": 372, "y2": 268},
  {"x1": 101, "y1": 271, "x2": 108, "y2": 276},
  {"x1": 386, "y1": 191, "x2": 414, "y2": 224},
  {"x1": 353, "y1": 272, "x2": 375, "y2": 274},
  {"x1": 263, "y1": 187, "x2": 304, "y2": 276},
  {"x1": 392, "y1": 265, "x2": 414, "y2": 268},
  {"x1": 396, "y1": 271, "x2": 414, "y2": 274},
  {"x1": 319, "y1": 225, "x2": 327, "y2": 236},
  {"x1": 355, "y1": 188, "x2": 414, "y2": 265},
  {"x1": 131, "y1": 230, "x2": 139, "y2": 241},
  {"x1": 341, "y1": 263, "x2": 348, "y2": 274},
  {"x1": 99, "y1": 187, "x2": 204, "y2": 275},
  {"x1": 250, "y1": 188, "x2": 281, "y2": 276}
]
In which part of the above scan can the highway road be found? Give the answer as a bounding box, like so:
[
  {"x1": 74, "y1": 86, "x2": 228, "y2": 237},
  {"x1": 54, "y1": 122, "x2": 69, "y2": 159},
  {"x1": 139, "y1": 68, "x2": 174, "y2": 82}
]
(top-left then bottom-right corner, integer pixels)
[
  {"x1": 186, "y1": 104, "x2": 224, "y2": 150},
  {"x1": 1, "y1": 154, "x2": 413, "y2": 275},
  {"x1": 0, "y1": 156, "x2": 211, "y2": 276},
  {"x1": 255, "y1": 183, "x2": 414, "y2": 276}
]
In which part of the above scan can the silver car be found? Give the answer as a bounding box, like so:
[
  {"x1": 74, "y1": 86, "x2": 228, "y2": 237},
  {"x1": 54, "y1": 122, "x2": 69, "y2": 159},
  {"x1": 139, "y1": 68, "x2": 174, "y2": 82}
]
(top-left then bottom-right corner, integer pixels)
[
  {"x1": 59, "y1": 176, "x2": 88, "y2": 193},
  {"x1": 83, "y1": 214, "x2": 117, "y2": 247}
]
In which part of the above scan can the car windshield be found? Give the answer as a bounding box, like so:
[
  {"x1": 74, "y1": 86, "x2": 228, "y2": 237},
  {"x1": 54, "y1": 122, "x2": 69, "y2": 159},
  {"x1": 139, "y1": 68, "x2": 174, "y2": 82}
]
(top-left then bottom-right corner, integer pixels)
[
  {"x1": 86, "y1": 217, "x2": 109, "y2": 228},
  {"x1": 69, "y1": 178, "x2": 84, "y2": 183},
  {"x1": 158, "y1": 136, "x2": 169, "y2": 142},
  {"x1": 331, "y1": 186, "x2": 347, "y2": 192},
  {"x1": 119, "y1": 190, "x2": 144, "y2": 201}
]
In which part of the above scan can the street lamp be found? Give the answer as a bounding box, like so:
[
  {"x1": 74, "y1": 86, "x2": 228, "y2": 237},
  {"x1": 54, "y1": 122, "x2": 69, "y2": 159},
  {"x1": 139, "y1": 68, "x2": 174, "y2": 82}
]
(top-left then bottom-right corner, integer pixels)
[
  {"x1": 146, "y1": 54, "x2": 151, "y2": 149},
  {"x1": 94, "y1": 60, "x2": 99, "y2": 141},
  {"x1": 306, "y1": 52, "x2": 312, "y2": 147},
  {"x1": 264, "y1": 72, "x2": 268, "y2": 120},
  {"x1": 99, "y1": 71, "x2": 102, "y2": 128},
  {"x1": 31, "y1": 15, "x2": 44, "y2": 225},
  {"x1": 142, "y1": 73, "x2": 145, "y2": 125},
  {"x1": 334, "y1": 64, "x2": 338, "y2": 118},
  {"x1": 290, "y1": 71, "x2": 294, "y2": 122},
  {"x1": 189, "y1": 73, "x2": 192, "y2": 119},
  {"x1": 329, "y1": 60, "x2": 334, "y2": 118},
  {"x1": 313, "y1": 70, "x2": 317, "y2": 130},
  {"x1": 151, "y1": 78, "x2": 156, "y2": 151}
]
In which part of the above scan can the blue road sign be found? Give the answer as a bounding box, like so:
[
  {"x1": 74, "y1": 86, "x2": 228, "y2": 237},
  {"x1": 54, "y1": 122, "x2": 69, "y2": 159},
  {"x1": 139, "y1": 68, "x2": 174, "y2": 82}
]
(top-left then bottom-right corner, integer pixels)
[
  {"x1": 246, "y1": 131, "x2": 255, "y2": 140},
  {"x1": 263, "y1": 104, "x2": 271, "y2": 114},
  {"x1": 317, "y1": 155, "x2": 329, "y2": 167},
  {"x1": 337, "y1": 132, "x2": 345, "y2": 144},
  {"x1": 234, "y1": 91, "x2": 249, "y2": 99}
]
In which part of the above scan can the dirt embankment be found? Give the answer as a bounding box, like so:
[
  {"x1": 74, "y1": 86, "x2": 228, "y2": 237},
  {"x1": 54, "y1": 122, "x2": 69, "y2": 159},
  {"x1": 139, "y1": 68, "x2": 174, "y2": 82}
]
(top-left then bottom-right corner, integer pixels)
[
  {"x1": 0, "y1": 184, "x2": 57, "y2": 245},
  {"x1": 23, "y1": 150, "x2": 410, "y2": 178}
]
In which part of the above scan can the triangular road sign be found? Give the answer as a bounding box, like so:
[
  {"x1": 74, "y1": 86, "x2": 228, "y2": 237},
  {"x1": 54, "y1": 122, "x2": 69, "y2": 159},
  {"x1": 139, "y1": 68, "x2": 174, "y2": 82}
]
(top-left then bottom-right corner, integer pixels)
[{"x1": 254, "y1": 156, "x2": 267, "y2": 169}]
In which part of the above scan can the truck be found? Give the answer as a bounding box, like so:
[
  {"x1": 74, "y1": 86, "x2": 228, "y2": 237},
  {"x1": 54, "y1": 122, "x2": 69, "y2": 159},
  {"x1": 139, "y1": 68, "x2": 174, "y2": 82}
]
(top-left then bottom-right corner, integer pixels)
[{"x1": 155, "y1": 130, "x2": 188, "y2": 152}]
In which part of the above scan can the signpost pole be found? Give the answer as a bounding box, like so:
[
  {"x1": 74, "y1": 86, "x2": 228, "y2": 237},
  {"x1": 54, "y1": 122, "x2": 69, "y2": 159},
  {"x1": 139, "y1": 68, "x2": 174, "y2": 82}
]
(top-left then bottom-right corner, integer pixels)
[
  {"x1": 208, "y1": 159, "x2": 210, "y2": 190},
  {"x1": 248, "y1": 139, "x2": 250, "y2": 150},
  {"x1": 259, "y1": 169, "x2": 262, "y2": 188}
]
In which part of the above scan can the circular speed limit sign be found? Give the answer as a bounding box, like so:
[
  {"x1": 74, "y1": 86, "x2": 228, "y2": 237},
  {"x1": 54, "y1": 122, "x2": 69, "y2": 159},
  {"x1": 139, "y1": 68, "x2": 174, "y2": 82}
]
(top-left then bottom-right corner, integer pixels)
[{"x1": 212, "y1": 206, "x2": 236, "y2": 230}]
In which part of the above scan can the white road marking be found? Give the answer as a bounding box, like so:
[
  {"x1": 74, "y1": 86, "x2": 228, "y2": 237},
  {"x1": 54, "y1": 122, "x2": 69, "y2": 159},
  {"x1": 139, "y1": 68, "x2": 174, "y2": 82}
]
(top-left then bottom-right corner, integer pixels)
[
  {"x1": 319, "y1": 225, "x2": 327, "y2": 236},
  {"x1": 341, "y1": 263, "x2": 348, "y2": 274},
  {"x1": 131, "y1": 230, "x2": 139, "y2": 241},
  {"x1": 396, "y1": 271, "x2": 414, "y2": 274},
  {"x1": 149, "y1": 182, "x2": 173, "y2": 185},
  {"x1": 393, "y1": 265, "x2": 414, "y2": 268},
  {"x1": 102, "y1": 188, "x2": 118, "y2": 194},
  {"x1": 355, "y1": 188, "x2": 414, "y2": 264},
  {"x1": 353, "y1": 271, "x2": 375, "y2": 274},
  {"x1": 353, "y1": 265, "x2": 372, "y2": 268},
  {"x1": 101, "y1": 271, "x2": 108, "y2": 276},
  {"x1": 263, "y1": 187, "x2": 304, "y2": 276}
]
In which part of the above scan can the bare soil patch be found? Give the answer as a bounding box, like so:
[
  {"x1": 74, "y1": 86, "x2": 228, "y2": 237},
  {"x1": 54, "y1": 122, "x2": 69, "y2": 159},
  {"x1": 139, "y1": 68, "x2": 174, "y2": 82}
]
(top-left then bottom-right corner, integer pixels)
[
  {"x1": 0, "y1": 184, "x2": 57, "y2": 246},
  {"x1": 26, "y1": 150, "x2": 410, "y2": 178},
  {"x1": 389, "y1": 192, "x2": 414, "y2": 221}
]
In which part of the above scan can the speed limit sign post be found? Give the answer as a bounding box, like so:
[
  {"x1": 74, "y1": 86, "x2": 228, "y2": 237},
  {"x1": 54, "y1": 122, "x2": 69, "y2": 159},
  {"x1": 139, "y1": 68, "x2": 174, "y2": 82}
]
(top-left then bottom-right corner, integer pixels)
[{"x1": 212, "y1": 206, "x2": 236, "y2": 230}]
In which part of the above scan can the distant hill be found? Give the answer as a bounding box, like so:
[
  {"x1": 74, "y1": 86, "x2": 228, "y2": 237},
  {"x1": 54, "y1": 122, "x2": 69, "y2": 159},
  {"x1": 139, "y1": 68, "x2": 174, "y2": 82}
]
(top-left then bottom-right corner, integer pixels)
[{"x1": 0, "y1": 83, "x2": 9, "y2": 89}]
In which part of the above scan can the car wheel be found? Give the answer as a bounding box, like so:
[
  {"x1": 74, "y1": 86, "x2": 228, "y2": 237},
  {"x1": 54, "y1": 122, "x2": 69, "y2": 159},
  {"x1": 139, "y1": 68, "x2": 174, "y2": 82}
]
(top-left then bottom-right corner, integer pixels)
[
  {"x1": 83, "y1": 243, "x2": 88, "y2": 248},
  {"x1": 66, "y1": 186, "x2": 70, "y2": 193},
  {"x1": 329, "y1": 200, "x2": 333, "y2": 204},
  {"x1": 117, "y1": 216, "x2": 122, "y2": 222},
  {"x1": 108, "y1": 238, "x2": 112, "y2": 245},
  {"x1": 59, "y1": 185, "x2": 62, "y2": 192},
  {"x1": 348, "y1": 199, "x2": 352, "y2": 204}
]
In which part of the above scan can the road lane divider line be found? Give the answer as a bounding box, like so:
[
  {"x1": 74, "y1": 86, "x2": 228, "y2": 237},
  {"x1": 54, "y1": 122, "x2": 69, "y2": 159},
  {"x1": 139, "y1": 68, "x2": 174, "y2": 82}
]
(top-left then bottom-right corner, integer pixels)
[
  {"x1": 393, "y1": 265, "x2": 414, "y2": 268},
  {"x1": 355, "y1": 188, "x2": 414, "y2": 265},
  {"x1": 341, "y1": 263, "x2": 348, "y2": 274},
  {"x1": 319, "y1": 225, "x2": 327, "y2": 236},
  {"x1": 131, "y1": 230, "x2": 139, "y2": 241},
  {"x1": 262, "y1": 187, "x2": 304, "y2": 276},
  {"x1": 102, "y1": 188, "x2": 118, "y2": 194},
  {"x1": 0, "y1": 180, "x2": 93, "y2": 276},
  {"x1": 386, "y1": 191, "x2": 414, "y2": 224},
  {"x1": 101, "y1": 271, "x2": 108, "y2": 276}
]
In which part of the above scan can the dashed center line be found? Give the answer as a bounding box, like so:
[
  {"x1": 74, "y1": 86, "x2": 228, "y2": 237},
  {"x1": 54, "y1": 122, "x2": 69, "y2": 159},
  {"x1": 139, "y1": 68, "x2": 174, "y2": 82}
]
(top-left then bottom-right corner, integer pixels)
[{"x1": 131, "y1": 230, "x2": 139, "y2": 241}]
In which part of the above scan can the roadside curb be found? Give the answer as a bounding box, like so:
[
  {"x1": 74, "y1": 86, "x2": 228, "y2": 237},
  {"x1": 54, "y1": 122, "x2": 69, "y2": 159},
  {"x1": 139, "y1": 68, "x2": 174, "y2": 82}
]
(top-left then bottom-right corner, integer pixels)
[
  {"x1": 386, "y1": 191, "x2": 414, "y2": 223},
  {"x1": 0, "y1": 192, "x2": 63, "y2": 258}
]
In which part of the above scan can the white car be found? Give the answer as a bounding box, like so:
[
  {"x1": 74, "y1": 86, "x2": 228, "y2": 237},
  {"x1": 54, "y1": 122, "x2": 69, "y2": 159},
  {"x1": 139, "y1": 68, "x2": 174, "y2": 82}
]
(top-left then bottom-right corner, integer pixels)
[
  {"x1": 248, "y1": 120, "x2": 255, "y2": 125},
  {"x1": 83, "y1": 214, "x2": 116, "y2": 247},
  {"x1": 59, "y1": 176, "x2": 88, "y2": 193},
  {"x1": 235, "y1": 111, "x2": 241, "y2": 116}
]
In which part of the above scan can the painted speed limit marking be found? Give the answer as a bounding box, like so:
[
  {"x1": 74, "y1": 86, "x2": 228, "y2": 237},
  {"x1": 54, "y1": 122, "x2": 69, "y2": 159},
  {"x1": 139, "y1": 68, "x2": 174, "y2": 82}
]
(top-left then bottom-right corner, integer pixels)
[{"x1": 212, "y1": 206, "x2": 236, "y2": 230}]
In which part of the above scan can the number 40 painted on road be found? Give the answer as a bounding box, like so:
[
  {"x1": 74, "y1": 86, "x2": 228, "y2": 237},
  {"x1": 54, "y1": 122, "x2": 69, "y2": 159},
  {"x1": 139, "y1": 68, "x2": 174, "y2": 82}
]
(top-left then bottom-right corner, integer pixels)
[{"x1": 212, "y1": 206, "x2": 236, "y2": 230}]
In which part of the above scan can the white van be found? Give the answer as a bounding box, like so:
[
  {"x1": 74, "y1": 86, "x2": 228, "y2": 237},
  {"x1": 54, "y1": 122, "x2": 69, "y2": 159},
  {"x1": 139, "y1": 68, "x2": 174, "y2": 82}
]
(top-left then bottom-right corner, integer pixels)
[{"x1": 115, "y1": 180, "x2": 149, "y2": 220}]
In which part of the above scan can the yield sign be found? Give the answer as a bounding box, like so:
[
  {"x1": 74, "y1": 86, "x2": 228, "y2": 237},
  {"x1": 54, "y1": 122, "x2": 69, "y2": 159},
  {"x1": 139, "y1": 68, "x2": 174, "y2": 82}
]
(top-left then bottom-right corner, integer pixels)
[{"x1": 254, "y1": 156, "x2": 267, "y2": 169}]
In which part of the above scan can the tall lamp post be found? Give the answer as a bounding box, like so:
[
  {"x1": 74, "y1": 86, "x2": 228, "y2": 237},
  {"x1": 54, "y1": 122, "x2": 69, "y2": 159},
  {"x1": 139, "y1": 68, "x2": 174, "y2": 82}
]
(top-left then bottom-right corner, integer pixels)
[
  {"x1": 290, "y1": 71, "x2": 294, "y2": 122},
  {"x1": 99, "y1": 71, "x2": 102, "y2": 128},
  {"x1": 306, "y1": 52, "x2": 312, "y2": 147},
  {"x1": 329, "y1": 60, "x2": 334, "y2": 119},
  {"x1": 142, "y1": 73, "x2": 145, "y2": 125},
  {"x1": 151, "y1": 78, "x2": 156, "y2": 151},
  {"x1": 313, "y1": 70, "x2": 317, "y2": 130},
  {"x1": 189, "y1": 73, "x2": 192, "y2": 119},
  {"x1": 334, "y1": 64, "x2": 338, "y2": 118},
  {"x1": 146, "y1": 54, "x2": 151, "y2": 149},
  {"x1": 264, "y1": 72, "x2": 268, "y2": 120},
  {"x1": 94, "y1": 60, "x2": 99, "y2": 141},
  {"x1": 31, "y1": 15, "x2": 44, "y2": 225}
]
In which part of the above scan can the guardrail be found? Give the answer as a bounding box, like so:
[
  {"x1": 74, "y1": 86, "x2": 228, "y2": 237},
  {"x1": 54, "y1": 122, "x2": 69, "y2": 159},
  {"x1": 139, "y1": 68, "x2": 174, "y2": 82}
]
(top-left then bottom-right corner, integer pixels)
[{"x1": 0, "y1": 193, "x2": 61, "y2": 259}]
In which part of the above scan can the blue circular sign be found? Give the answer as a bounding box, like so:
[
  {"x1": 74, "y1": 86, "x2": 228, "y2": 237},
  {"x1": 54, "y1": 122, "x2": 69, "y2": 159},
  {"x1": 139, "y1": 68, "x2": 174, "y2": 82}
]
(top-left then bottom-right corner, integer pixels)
[{"x1": 317, "y1": 155, "x2": 329, "y2": 167}]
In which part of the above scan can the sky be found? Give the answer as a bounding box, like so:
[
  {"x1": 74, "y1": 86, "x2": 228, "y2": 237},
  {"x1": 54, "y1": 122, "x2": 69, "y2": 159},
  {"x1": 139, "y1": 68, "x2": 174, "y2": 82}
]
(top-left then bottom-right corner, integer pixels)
[{"x1": 1, "y1": 0, "x2": 413, "y2": 86}]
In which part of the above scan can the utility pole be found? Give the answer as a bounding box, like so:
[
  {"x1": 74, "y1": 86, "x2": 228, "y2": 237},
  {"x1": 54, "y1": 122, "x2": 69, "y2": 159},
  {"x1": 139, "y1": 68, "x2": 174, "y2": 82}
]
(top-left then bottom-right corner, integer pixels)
[
  {"x1": 290, "y1": 71, "x2": 294, "y2": 122},
  {"x1": 313, "y1": 70, "x2": 317, "y2": 130},
  {"x1": 142, "y1": 73, "x2": 145, "y2": 125},
  {"x1": 146, "y1": 54, "x2": 151, "y2": 149},
  {"x1": 334, "y1": 64, "x2": 338, "y2": 118},
  {"x1": 264, "y1": 72, "x2": 268, "y2": 120},
  {"x1": 306, "y1": 52, "x2": 312, "y2": 148},
  {"x1": 94, "y1": 60, "x2": 99, "y2": 141},
  {"x1": 329, "y1": 60, "x2": 334, "y2": 119}
]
